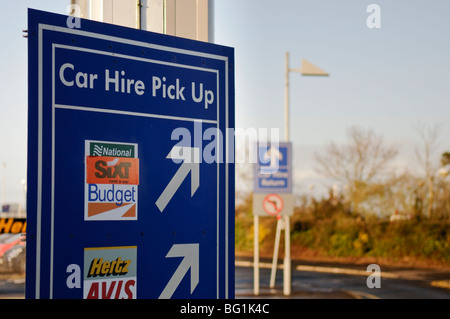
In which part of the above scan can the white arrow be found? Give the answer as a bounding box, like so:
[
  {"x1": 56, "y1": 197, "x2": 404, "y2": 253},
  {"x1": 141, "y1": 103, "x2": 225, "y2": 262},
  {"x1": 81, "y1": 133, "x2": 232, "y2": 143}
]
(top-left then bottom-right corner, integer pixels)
[
  {"x1": 155, "y1": 146, "x2": 200, "y2": 212},
  {"x1": 158, "y1": 243, "x2": 199, "y2": 299},
  {"x1": 261, "y1": 146, "x2": 282, "y2": 174}
]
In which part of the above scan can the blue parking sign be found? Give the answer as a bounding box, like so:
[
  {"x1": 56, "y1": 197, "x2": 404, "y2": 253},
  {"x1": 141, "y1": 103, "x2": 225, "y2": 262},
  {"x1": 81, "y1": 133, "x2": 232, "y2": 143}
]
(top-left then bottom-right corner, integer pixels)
[{"x1": 254, "y1": 142, "x2": 292, "y2": 193}]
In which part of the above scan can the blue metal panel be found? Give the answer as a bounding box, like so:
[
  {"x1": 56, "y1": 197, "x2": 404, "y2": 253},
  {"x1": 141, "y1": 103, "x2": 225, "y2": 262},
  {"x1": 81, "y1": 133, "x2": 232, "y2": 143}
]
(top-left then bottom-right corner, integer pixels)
[{"x1": 26, "y1": 9, "x2": 234, "y2": 299}]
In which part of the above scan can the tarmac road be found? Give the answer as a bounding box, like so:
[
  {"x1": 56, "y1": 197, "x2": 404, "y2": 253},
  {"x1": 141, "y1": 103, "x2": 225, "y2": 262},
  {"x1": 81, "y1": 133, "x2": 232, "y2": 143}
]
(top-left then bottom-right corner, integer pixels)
[
  {"x1": 235, "y1": 258, "x2": 450, "y2": 299},
  {"x1": 1, "y1": 259, "x2": 449, "y2": 299},
  {"x1": 0, "y1": 273, "x2": 25, "y2": 299}
]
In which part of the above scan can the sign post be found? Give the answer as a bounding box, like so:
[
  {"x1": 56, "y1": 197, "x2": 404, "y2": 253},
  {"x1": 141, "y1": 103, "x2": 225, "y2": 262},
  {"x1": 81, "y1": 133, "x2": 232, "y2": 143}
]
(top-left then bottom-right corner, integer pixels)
[
  {"x1": 26, "y1": 9, "x2": 234, "y2": 299},
  {"x1": 253, "y1": 142, "x2": 293, "y2": 296}
]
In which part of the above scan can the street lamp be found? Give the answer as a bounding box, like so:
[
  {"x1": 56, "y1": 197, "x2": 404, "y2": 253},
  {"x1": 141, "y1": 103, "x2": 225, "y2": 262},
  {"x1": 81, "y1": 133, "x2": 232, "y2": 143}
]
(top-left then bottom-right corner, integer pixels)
[
  {"x1": 284, "y1": 52, "x2": 329, "y2": 141},
  {"x1": 275, "y1": 52, "x2": 328, "y2": 295}
]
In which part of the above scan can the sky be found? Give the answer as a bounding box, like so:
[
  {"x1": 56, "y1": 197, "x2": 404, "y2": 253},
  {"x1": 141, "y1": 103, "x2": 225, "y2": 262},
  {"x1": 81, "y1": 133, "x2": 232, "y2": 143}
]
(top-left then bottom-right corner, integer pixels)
[
  {"x1": 213, "y1": 0, "x2": 450, "y2": 196},
  {"x1": 1, "y1": 1, "x2": 450, "y2": 205}
]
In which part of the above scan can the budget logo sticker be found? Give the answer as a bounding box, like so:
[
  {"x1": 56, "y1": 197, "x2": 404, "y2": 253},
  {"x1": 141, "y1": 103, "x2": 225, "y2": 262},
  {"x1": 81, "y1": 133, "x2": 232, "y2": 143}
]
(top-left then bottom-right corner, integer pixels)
[
  {"x1": 85, "y1": 140, "x2": 139, "y2": 221},
  {"x1": 83, "y1": 246, "x2": 137, "y2": 299}
]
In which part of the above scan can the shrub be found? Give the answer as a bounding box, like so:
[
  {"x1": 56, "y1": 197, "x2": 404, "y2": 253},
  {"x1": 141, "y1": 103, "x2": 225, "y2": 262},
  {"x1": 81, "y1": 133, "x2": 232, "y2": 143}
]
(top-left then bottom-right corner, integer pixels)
[{"x1": 236, "y1": 191, "x2": 450, "y2": 266}]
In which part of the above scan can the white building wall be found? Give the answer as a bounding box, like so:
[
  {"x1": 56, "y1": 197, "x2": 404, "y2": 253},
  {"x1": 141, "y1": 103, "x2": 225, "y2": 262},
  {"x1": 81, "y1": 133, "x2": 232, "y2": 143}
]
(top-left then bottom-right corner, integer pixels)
[{"x1": 70, "y1": 0, "x2": 211, "y2": 42}]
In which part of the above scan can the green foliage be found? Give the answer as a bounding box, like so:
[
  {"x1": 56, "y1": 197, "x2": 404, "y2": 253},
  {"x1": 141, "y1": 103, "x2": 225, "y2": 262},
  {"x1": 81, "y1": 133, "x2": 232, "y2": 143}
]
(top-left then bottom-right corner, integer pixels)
[
  {"x1": 235, "y1": 189, "x2": 450, "y2": 266},
  {"x1": 234, "y1": 193, "x2": 274, "y2": 252},
  {"x1": 442, "y1": 152, "x2": 450, "y2": 166},
  {"x1": 291, "y1": 194, "x2": 450, "y2": 264}
]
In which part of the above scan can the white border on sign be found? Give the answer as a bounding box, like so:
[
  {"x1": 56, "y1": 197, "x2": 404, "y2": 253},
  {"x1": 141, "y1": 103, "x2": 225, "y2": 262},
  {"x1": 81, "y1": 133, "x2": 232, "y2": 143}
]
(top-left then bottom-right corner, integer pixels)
[{"x1": 36, "y1": 23, "x2": 231, "y2": 299}]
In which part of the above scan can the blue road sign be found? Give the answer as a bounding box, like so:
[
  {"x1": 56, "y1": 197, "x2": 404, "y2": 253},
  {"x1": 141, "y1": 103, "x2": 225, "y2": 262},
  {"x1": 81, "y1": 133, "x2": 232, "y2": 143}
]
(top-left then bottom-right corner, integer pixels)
[
  {"x1": 253, "y1": 142, "x2": 292, "y2": 193},
  {"x1": 26, "y1": 9, "x2": 234, "y2": 299}
]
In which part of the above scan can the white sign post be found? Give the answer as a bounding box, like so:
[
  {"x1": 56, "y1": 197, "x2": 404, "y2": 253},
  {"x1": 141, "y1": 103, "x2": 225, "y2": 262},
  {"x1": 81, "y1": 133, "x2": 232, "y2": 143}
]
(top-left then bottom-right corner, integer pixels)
[
  {"x1": 269, "y1": 215, "x2": 291, "y2": 296},
  {"x1": 253, "y1": 215, "x2": 260, "y2": 296},
  {"x1": 253, "y1": 195, "x2": 293, "y2": 296},
  {"x1": 253, "y1": 142, "x2": 293, "y2": 296}
]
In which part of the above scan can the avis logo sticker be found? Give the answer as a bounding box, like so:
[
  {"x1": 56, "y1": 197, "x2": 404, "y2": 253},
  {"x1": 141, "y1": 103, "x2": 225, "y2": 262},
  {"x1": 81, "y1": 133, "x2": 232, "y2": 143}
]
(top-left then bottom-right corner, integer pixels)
[
  {"x1": 85, "y1": 140, "x2": 138, "y2": 221},
  {"x1": 83, "y1": 246, "x2": 137, "y2": 299}
]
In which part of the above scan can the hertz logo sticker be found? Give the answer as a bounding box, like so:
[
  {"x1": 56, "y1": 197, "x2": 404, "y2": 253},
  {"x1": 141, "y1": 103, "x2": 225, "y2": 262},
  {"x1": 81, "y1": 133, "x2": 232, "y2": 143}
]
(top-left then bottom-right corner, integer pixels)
[
  {"x1": 85, "y1": 141, "x2": 139, "y2": 221},
  {"x1": 84, "y1": 246, "x2": 137, "y2": 299},
  {"x1": 87, "y1": 257, "x2": 131, "y2": 277},
  {"x1": 0, "y1": 218, "x2": 26, "y2": 234}
]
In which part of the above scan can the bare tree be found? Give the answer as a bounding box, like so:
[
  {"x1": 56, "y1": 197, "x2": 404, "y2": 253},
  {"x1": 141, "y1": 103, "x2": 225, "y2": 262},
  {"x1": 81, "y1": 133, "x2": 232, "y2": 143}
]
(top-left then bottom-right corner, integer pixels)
[
  {"x1": 314, "y1": 126, "x2": 399, "y2": 214},
  {"x1": 413, "y1": 122, "x2": 442, "y2": 218},
  {"x1": 234, "y1": 137, "x2": 254, "y2": 206}
]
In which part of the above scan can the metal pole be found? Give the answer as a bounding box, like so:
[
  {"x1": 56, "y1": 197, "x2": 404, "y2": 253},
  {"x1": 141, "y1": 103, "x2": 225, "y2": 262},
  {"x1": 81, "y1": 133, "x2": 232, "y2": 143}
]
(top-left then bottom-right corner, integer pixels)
[
  {"x1": 284, "y1": 52, "x2": 290, "y2": 142},
  {"x1": 283, "y1": 215, "x2": 291, "y2": 295},
  {"x1": 137, "y1": 0, "x2": 142, "y2": 30},
  {"x1": 269, "y1": 217, "x2": 283, "y2": 288},
  {"x1": 253, "y1": 215, "x2": 259, "y2": 295},
  {"x1": 284, "y1": 52, "x2": 292, "y2": 295},
  {"x1": 208, "y1": 0, "x2": 215, "y2": 43}
]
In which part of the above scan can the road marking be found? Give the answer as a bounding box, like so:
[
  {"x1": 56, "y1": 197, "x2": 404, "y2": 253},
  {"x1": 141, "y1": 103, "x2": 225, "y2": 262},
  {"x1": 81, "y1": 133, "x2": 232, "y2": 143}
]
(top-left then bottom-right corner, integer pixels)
[
  {"x1": 431, "y1": 280, "x2": 450, "y2": 289},
  {"x1": 10, "y1": 278, "x2": 26, "y2": 284},
  {"x1": 345, "y1": 290, "x2": 380, "y2": 299},
  {"x1": 235, "y1": 260, "x2": 400, "y2": 279},
  {"x1": 236, "y1": 260, "x2": 279, "y2": 269},
  {"x1": 296, "y1": 265, "x2": 399, "y2": 279}
]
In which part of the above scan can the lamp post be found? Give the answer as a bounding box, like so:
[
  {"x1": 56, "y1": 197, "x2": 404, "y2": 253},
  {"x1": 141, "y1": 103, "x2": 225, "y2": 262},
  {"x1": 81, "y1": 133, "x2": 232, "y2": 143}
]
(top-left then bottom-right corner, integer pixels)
[
  {"x1": 276, "y1": 52, "x2": 328, "y2": 295},
  {"x1": 284, "y1": 52, "x2": 290, "y2": 141},
  {"x1": 284, "y1": 52, "x2": 329, "y2": 141}
]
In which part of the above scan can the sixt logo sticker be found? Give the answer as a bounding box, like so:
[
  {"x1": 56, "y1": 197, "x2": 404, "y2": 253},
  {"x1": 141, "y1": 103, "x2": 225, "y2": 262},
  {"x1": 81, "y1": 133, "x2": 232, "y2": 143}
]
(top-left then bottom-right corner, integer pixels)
[
  {"x1": 85, "y1": 140, "x2": 139, "y2": 221},
  {"x1": 84, "y1": 246, "x2": 137, "y2": 299},
  {"x1": 86, "y1": 156, "x2": 139, "y2": 185}
]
